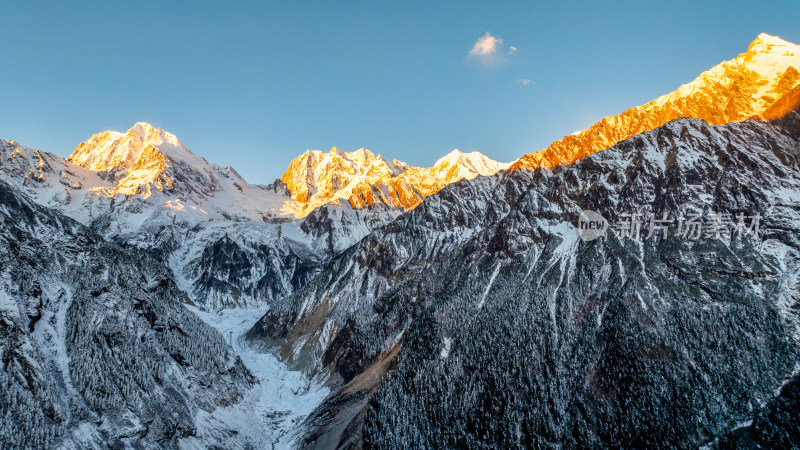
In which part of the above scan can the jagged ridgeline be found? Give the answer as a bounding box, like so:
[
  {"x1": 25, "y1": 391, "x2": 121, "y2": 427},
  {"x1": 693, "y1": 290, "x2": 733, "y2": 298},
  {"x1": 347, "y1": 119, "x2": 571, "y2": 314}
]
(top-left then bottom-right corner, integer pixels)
[
  {"x1": 0, "y1": 181, "x2": 254, "y2": 447},
  {"x1": 248, "y1": 94, "x2": 800, "y2": 447}
]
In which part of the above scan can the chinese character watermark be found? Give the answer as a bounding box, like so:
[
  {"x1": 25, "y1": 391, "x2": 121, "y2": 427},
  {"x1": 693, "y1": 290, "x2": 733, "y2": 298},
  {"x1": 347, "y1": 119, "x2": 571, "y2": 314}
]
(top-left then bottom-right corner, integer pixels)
[{"x1": 577, "y1": 210, "x2": 760, "y2": 242}]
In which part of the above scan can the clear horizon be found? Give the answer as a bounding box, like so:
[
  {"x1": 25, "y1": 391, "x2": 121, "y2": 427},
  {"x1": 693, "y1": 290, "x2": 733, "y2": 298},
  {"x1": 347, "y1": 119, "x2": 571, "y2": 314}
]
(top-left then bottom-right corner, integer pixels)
[{"x1": 2, "y1": 0, "x2": 799, "y2": 184}]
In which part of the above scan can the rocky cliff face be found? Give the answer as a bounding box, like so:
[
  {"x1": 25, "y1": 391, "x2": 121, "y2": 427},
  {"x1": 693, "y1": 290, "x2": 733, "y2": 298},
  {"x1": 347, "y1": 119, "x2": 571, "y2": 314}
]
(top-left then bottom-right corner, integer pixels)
[
  {"x1": 0, "y1": 179, "x2": 255, "y2": 448},
  {"x1": 248, "y1": 100, "x2": 800, "y2": 448}
]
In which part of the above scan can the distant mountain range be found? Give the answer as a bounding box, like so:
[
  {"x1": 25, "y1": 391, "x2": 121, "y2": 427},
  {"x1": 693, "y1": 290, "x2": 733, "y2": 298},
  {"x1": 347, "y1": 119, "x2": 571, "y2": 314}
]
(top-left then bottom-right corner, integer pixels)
[
  {"x1": 1, "y1": 120, "x2": 510, "y2": 311},
  {"x1": 0, "y1": 33, "x2": 798, "y2": 449},
  {"x1": 279, "y1": 146, "x2": 509, "y2": 217}
]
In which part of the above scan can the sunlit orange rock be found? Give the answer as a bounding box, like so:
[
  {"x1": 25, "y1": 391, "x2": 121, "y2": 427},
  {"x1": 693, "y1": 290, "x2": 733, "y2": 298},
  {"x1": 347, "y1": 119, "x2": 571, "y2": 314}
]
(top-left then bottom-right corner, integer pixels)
[
  {"x1": 510, "y1": 33, "x2": 800, "y2": 171},
  {"x1": 68, "y1": 122, "x2": 195, "y2": 198},
  {"x1": 279, "y1": 148, "x2": 509, "y2": 217}
]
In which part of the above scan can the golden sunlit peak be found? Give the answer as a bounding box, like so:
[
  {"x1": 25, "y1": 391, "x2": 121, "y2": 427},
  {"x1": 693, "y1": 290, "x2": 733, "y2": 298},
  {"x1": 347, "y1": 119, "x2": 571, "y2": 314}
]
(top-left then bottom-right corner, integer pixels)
[
  {"x1": 750, "y1": 33, "x2": 794, "y2": 51},
  {"x1": 278, "y1": 143, "x2": 509, "y2": 217},
  {"x1": 131, "y1": 121, "x2": 159, "y2": 132},
  {"x1": 128, "y1": 122, "x2": 164, "y2": 140},
  {"x1": 62, "y1": 122, "x2": 212, "y2": 201},
  {"x1": 435, "y1": 149, "x2": 467, "y2": 163},
  {"x1": 349, "y1": 148, "x2": 377, "y2": 164},
  {"x1": 321, "y1": 146, "x2": 380, "y2": 165},
  {"x1": 510, "y1": 33, "x2": 800, "y2": 172}
]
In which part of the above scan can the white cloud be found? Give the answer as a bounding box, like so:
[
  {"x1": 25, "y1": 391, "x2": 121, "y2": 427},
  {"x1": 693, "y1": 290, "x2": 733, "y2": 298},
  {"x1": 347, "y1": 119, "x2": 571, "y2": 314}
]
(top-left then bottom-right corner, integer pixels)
[
  {"x1": 469, "y1": 32, "x2": 503, "y2": 56},
  {"x1": 508, "y1": 46, "x2": 517, "y2": 55},
  {"x1": 519, "y1": 79, "x2": 534, "y2": 86}
]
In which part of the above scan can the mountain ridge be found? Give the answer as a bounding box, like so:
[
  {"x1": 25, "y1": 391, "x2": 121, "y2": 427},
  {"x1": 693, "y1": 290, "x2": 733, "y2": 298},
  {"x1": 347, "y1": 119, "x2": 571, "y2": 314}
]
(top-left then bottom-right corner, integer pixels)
[
  {"x1": 510, "y1": 33, "x2": 800, "y2": 171},
  {"x1": 60, "y1": 122, "x2": 511, "y2": 219},
  {"x1": 279, "y1": 146, "x2": 509, "y2": 217}
]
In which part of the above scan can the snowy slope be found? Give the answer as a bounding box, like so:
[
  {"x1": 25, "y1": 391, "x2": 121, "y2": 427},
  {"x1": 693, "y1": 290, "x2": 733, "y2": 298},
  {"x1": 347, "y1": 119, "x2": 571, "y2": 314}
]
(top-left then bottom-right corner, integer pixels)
[
  {"x1": 180, "y1": 305, "x2": 329, "y2": 449},
  {"x1": 0, "y1": 179, "x2": 256, "y2": 447}
]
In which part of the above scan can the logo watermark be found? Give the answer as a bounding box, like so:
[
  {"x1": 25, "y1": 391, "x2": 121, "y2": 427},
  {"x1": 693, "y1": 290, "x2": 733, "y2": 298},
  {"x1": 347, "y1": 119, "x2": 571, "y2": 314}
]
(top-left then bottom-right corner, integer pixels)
[
  {"x1": 578, "y1": 210, "x2": 609, "y2": 242},
  {"x1": 577, "y1": 210, "x2": 760, "y2": 242}
]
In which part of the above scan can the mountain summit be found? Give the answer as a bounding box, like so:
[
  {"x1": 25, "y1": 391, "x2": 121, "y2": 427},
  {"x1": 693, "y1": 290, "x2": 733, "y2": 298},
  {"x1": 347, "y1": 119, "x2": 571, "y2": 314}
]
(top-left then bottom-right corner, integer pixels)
[
  {"x1": 68, "y1": 122, "x2": 217, "y2": 198},
  {"x1": 69, "y1": 122, "x2": 195, "y2": 173},
  {"x1": 429, "y1": 149, "x2": 509, "y2": 180},
  {"x1": 511, "y1": 33, "x2": 800, "y2": 170}
]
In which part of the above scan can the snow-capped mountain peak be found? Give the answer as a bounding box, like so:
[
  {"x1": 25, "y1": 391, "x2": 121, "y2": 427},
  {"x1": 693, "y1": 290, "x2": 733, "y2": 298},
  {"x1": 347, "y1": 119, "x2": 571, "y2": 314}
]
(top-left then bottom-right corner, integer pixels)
[
  {"x1": 66, "y1": 122, "x2": 220, "y2": 199},
  {"x1": 1, "y1": 122, "x2": 295, "y2": 241},
  {"x1": 511, "y1": 33, "x2": 800, "y2": 171},
  {"x1": 348, "y1": 147, "x2": 375, "y2": 165},
  {"x1": 430, "y1": 149, "x2": 511, "y2": 180},
  {"x1": 750, "y1": 32, "x2": 796, "y2": 53},
  {"x1": 69, "y1": 122, "x2": 201, "y2": 175},
  {"x1": 279, "y1": 146, "x2": 509, "y2": 216}
]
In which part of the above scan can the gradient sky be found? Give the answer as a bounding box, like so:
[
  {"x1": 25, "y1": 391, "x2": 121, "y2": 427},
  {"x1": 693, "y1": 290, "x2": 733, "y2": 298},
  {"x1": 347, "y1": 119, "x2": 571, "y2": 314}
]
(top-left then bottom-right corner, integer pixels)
[{"x1": 2, "y1": 1, "x2": 800, "y2": 184}]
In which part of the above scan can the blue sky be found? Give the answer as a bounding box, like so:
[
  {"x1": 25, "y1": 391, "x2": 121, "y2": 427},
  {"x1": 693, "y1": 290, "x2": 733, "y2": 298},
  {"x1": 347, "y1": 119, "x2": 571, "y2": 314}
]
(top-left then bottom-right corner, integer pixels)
[{"x1": 2, "y1": 1, "x2": 799, "y2": 184}]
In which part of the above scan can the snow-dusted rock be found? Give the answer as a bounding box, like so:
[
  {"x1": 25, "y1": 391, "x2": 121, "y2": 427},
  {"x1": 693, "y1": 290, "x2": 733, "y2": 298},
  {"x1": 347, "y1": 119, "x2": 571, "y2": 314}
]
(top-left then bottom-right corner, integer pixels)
[
  {"x1": 249, "y1": 103, "x2": 800, "y2": 448},
  {"x1": 0, "y1": 180, "x2": 255, "y2": 447}
]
